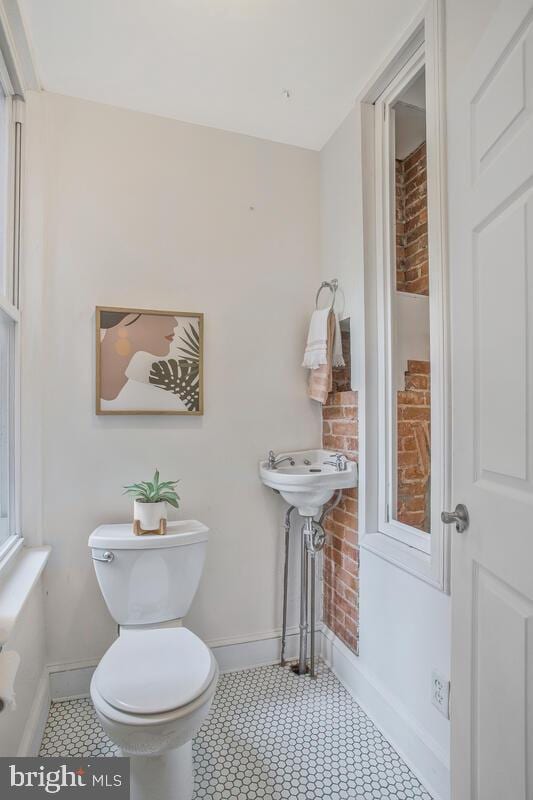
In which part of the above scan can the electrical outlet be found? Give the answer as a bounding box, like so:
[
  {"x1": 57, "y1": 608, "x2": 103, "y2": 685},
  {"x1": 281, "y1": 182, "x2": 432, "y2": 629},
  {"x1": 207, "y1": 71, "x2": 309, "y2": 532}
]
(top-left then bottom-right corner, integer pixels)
[{"x1": 431, "y1": 671, "x2": 450, "y2": 718}]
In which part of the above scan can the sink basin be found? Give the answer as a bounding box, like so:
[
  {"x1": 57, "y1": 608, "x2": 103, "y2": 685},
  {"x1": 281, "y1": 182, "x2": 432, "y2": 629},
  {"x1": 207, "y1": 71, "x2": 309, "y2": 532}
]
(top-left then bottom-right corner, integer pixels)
[{"x1": 259, "y1": 449, "x2": 358, "y2": 516}]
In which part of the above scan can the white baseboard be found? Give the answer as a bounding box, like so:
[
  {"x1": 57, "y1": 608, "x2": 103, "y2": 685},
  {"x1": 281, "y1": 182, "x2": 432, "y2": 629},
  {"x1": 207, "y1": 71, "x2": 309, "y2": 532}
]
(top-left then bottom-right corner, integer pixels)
[
  {"x1": 209, "y1": 627, "x2": 302, "y2": 673},
  {"x1": 17, "y1": 669, "x2": 50, "y2": 756},
  {"x1": 48, "y1": 660, "x2": 99, "y2": 702},
  {"x1": 47, "y1": 627, "x2": 306, "y2": 701},
  {"x1": 321, "y1": 626, "x2": 450, "y2": 800}
]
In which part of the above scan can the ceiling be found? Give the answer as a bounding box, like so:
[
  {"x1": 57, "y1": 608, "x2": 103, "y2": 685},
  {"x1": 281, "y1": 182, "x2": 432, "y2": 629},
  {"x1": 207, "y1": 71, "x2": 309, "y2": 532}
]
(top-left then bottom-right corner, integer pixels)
[{"x1": 19, "y1": 0, "x2": 422, "y2": 150}]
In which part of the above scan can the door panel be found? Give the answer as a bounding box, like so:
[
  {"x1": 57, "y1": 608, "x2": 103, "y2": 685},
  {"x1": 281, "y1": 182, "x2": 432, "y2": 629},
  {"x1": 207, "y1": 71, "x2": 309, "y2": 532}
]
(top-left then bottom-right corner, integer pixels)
[
  {"x1": 473, "y1": 567, "x2": 533, "y2": 800},
  {"x1": 475, "y1": 192, "x2": 528, "y2": 482},
  {"x1": 449, "y1": 1, "x2": 533, "y2": 797},
  {"x1": 471, "y1": 8, "x2": 533, "y2": 176}
]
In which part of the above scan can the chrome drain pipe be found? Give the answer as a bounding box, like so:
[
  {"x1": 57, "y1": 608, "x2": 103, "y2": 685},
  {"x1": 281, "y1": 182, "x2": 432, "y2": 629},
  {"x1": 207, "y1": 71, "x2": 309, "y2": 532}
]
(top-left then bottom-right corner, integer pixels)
[
  {"x1": 319, "y1": 489, "x2": 343, "y2": 528},
  {"x1": 309, "y1": 547, "x2": 316, "y2": 677},
  {"x1": 280, "y1": 505, "x2": 295, "y2": 666},
  {"x1": 282, "y1": 490, "x2": 343, "y2": 678},
  {"x1": 297, "y1": 518, "x2": 311, "y2": 674}
]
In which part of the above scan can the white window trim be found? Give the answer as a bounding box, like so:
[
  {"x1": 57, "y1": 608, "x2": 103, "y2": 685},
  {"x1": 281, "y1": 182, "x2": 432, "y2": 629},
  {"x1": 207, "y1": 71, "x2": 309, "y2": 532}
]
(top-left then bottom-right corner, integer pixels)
[
  {"x1": 0, "y1": 295, "x2": 21, "y2": 566},
  {"x1": 358, "y1": 0, "x2": 451, "y2": 591},
  {"x1": 375, "y1": 44, "x2": 434, "y2": 557},
  {"x1": 0, "y1": 44, "x2": 24, "y2": 572}
]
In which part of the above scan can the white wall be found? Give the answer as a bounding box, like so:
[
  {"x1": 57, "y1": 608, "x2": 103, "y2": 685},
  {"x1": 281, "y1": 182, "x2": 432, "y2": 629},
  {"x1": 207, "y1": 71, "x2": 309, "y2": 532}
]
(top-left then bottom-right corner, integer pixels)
[
  {"x1": 395, "y1": 104, "x2": 426, "y2": 160},
  {"x1": 320, "y1": 87, "x2": 451, "y2": 784},
  {"x1": 23, "y1": 91, "x2": 321, "y2": 669},
  {"x1": 319, "y1": 0, "x2": 444, "y2": 789},
  {"x1": 319, "y1": 0, "x2": 505, "y2": 796},
  {"x1": 394, "y1": 292, "x2": 430, "y2": 389},
  {"x1": 319, "y1": 107, "x2": 366, "y2": 389},
  {"x1": 0, "y1": 585, "x2": 48, "y2": 755}
]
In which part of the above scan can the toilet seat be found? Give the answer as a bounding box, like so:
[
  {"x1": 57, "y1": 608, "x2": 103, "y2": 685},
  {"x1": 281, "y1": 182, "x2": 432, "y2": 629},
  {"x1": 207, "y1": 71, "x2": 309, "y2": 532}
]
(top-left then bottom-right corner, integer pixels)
[
  {"x1": 91, "y1": 666, "x2": 219, "y2": 728},
  {"x1": 94, "y1": 627, "x2": 217, "y2": 716}
]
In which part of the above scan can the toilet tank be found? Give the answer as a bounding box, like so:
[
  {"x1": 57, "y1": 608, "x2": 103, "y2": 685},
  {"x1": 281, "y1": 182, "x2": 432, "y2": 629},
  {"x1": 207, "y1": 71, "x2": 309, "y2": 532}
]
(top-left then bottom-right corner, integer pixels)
[{"x1": 88, "y1": 521, "x2": 209, "y2": 626}]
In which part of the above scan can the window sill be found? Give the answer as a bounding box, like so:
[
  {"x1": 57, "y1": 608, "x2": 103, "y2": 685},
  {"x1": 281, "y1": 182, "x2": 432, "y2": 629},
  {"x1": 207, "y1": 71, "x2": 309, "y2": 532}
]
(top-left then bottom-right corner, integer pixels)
[
  {"x1": 360, "y1": 530, "x2": 446, "y2": 591},
  {"x1": 0, "y1": 543, "x2": 51, "y2": 646}
]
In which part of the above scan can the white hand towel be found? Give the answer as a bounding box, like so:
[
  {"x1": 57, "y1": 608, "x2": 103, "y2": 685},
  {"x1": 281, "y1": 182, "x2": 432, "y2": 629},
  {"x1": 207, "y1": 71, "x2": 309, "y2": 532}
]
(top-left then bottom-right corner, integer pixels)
[
  {"x1": 332, "y1": 314, "x2": 345, "y2": 368},
  {"x1": 302, "y1": 308, "x2": 332, "y2": 369},
  {"x1": 0, "y1": 649, "x2": 20, "y2": 711}
]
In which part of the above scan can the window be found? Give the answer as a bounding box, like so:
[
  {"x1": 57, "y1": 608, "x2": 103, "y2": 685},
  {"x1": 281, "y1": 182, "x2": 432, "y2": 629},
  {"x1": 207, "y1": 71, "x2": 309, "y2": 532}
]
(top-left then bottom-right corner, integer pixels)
[
  {"x1": 0, "y1": 83, "x2": 9, "y2": 289},
  {"x1": 360, "y1": 4, "x2": 450, "y2": 590},
  {"x1": 0, "y1": 309, "x2": 15, "y2": 545},
  {"x1": 0, "y1": 50, "x2": 21, "y2": 557}
]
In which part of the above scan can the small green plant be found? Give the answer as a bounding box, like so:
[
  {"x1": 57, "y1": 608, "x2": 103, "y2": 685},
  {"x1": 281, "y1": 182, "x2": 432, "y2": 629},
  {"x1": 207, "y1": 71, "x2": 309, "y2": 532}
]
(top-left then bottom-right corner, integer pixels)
[{"x1": 123, "y1": 469, "x2": 180, "y2": 508}]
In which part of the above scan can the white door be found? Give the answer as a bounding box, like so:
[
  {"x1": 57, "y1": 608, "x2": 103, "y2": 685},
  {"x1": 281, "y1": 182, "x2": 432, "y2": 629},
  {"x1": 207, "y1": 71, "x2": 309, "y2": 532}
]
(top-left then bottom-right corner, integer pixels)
[{"x1": 448, "y1": 0, "x2": 533, "y2": 798}]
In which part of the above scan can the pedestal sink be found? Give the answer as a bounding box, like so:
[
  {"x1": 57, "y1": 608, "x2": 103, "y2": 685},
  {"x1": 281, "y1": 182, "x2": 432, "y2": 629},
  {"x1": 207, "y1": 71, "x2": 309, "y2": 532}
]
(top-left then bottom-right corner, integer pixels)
[
  {"x1": 259, "y1": 448, "x2": 357, "y2": 516},
  {"x1": 260, "y1": 448, "x2": 358, "y2": 678}
]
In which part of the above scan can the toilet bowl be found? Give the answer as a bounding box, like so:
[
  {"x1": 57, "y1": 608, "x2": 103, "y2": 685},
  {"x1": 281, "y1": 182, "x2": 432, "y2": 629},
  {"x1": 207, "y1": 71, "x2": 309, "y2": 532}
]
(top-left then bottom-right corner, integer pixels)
[{"x1": 88, "y1": 521, "x2": 218, "y2": 800}]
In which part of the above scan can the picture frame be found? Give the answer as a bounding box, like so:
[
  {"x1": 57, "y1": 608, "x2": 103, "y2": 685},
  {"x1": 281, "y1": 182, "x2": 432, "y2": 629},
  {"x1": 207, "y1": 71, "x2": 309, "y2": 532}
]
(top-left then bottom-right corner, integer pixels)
[{"x1": 95, "y1": 306, "x2": 204, "y2": 415}]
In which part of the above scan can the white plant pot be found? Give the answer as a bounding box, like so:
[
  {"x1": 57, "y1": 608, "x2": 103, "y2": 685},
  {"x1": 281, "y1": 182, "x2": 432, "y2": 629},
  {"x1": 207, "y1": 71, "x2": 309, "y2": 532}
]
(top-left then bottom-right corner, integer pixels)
[{"x1": 134, "y1": 500, "x2": 167, "y2": 532}]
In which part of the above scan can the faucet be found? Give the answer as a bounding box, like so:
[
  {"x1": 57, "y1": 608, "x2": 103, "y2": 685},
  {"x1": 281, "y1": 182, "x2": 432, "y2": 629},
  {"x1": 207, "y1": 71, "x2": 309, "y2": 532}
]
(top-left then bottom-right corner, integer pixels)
[
  {"x1": 324, "y1": 453, "x2": 349, "y2": 472},
  {"x1": 268, "y1": 450, "x2": 295, "y2": 470}
]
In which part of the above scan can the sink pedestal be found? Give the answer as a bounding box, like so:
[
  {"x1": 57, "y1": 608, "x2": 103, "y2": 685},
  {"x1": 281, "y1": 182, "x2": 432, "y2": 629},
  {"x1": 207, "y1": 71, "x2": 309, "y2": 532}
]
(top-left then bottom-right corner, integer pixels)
[
  {"x1": 283, "y1": 499, "x2": 338, "y2": 678},
  {"x1": 296, "y1": 517, "x2": 312, "y2": 676},
  {"x1": 260, "y1": 449, "x2": 357, "y2": 678}
]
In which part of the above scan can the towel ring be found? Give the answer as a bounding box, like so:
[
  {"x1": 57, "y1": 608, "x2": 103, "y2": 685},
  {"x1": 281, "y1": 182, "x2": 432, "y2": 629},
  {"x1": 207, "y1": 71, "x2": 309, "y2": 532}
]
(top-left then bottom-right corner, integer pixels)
[{"x1": 315, "y1": 279, "x2": 338, "y2": 311}]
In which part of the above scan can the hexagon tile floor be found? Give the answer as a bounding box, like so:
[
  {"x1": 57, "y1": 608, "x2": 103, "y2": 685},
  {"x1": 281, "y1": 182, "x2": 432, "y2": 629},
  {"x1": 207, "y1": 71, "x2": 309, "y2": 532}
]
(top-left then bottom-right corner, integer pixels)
[{"x1": 40, "y1": 663, "x2": 433, "y2": 799}]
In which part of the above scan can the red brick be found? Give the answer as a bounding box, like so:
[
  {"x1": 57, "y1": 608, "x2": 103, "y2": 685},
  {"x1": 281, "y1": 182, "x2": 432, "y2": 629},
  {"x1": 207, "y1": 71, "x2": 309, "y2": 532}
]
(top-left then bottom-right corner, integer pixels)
[
  {"x1": 397, "y1": 451, "x2": 419, "y2": 467},
  {"x1": 400, "y1": 496, "x2": 426, "y2": 512},
  {"x1": 407, "y1": 360, "x2": 430, "y2": 375},
  {"x1": 341, "y1": 496, "x2": 357, "y2": 515},
  {"x1": 398, "y1": 510, "x2": 426, "y2": 527},
  {"x1": 331, "y1": 420, "x2": 356, "y2": 436},
  {"x1": 322, "y1": 382, "x2": 359, "y2": 654},
  {"x1": 400, "y1": 406, "x2": 430, "y2": 421},
  {"x1": 398, "y1": 390, "x2": 427, "y2": 406},
  {"x1": 323, "y1": 434, "x2": 345, "y2": 450},
  {"x1": 332, "y1": 508, "x2": 357, "y2": 530},
  {"x1": 344, "y1": 437, "x2": 358, "y2": 452},
  {"x1": 405, "y1": 275, "x2": 429, "y2": 295},
  {"x1": 402, "y1": 465, "x2": 425, "y2": 481},
  {"x1": 405, "y1": 374, "x2": 429, "y2": 391},
  {"x1": 400, "y1": 436, "x2": 416, "y2": 452},
  {"x1": 323, "y1": 405, "x2": 344, "y2": 420}
]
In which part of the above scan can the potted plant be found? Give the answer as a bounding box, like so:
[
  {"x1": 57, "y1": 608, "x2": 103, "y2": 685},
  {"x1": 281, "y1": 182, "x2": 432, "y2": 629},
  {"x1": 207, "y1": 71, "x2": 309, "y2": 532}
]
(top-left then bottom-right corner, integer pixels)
[{"x1": 123, "y1": 469, "x2": 180, "y2": 534}]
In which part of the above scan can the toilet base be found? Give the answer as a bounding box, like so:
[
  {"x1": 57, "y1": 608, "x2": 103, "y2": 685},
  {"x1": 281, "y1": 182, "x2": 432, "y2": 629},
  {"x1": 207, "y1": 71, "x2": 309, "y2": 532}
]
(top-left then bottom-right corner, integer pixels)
[{"x1": 128, "y1": 741, "x2": 193, "y2": 800}]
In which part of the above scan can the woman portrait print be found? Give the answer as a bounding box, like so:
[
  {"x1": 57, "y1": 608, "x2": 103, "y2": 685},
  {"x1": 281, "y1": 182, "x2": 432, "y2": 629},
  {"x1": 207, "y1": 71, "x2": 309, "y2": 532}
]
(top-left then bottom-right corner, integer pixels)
[{"x1": 97, "y1": 308, "x2": 202, "y2": 414}]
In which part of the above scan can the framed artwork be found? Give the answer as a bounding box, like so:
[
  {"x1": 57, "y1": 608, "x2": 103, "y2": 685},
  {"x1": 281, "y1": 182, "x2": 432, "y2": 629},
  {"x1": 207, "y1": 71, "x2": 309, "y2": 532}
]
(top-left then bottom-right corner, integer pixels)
[{"x1": 95, "y1": 306, "x2": 204, "y2": 415}]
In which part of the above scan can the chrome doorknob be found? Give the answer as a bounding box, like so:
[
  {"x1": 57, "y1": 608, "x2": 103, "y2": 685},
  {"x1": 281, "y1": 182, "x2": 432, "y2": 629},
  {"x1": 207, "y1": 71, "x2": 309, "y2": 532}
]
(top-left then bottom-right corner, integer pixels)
[{"x1": 441, "y1": 504, "x2": 469, "y2": 533}]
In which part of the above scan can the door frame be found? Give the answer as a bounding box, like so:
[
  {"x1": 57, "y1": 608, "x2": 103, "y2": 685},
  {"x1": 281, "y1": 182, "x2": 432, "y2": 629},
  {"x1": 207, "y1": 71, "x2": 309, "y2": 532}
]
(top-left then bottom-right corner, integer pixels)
[{"x1": 358, "y1": 0, "x2": 451, "y2": 590}]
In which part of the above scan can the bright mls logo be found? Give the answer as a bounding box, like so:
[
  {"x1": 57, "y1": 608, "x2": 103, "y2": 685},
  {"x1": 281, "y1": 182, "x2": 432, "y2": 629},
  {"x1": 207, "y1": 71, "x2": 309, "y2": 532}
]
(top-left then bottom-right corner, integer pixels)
[{"x1": 0, "y1": 758, "x2": 129, "y2": 798}]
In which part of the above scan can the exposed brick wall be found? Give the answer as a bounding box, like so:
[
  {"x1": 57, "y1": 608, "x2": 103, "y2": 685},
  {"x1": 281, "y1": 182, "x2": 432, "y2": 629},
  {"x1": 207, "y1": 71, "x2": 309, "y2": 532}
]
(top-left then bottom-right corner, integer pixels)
[
  {"x1": 396, "y1": 159, "x2": 407, "y2": 292},
  {"x1": 331, "y1": 329, "x2": 351, "y2": 393},
  {"x1": 322, "y1": 333, "x2": 358, "y2": 653},
  {"x1": 395, "y1": 142, "x2": 428, "y2": 296},
  {"x1": 397, "y1": 360, "x2": 430, "y2": 532}
]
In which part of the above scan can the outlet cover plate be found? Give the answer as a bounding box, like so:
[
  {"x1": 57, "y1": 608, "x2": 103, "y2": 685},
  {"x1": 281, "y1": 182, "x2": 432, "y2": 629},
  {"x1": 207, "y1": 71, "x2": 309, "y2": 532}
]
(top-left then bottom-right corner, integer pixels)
[{"x1": 431, "y1": 670, "x2": 450, "y2": 718}]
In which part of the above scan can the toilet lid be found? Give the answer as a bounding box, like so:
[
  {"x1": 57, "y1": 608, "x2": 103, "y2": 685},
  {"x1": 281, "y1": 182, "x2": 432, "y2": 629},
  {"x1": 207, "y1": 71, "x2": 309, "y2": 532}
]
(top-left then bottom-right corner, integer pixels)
[{"x1": 95, "y1": 628, "x2": 215, "y2": 714}]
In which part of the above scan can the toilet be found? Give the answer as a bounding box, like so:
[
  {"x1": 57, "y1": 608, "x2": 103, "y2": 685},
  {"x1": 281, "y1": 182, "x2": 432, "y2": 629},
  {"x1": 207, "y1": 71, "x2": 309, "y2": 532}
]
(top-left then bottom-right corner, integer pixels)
[{"x1": 88, "y1": 520, "x2": 219, "y2": 800}]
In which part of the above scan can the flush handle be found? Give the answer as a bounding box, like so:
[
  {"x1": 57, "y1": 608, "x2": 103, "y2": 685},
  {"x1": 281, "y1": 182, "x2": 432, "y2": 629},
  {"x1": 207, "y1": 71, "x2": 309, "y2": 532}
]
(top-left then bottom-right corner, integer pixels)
[
  {"x1": 92, "y1": 550, "x2": 114, "y2": 563},
  {"x1": 441, "y1": 504, "x2": 469, "y2": 533}
]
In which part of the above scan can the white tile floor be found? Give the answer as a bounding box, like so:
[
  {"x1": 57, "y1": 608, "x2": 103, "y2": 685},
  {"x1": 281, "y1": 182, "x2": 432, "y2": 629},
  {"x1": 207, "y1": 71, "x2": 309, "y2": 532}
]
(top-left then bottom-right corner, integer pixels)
[{"x1": 40, "y1": 663, "x2": 432, "y2": 800}]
